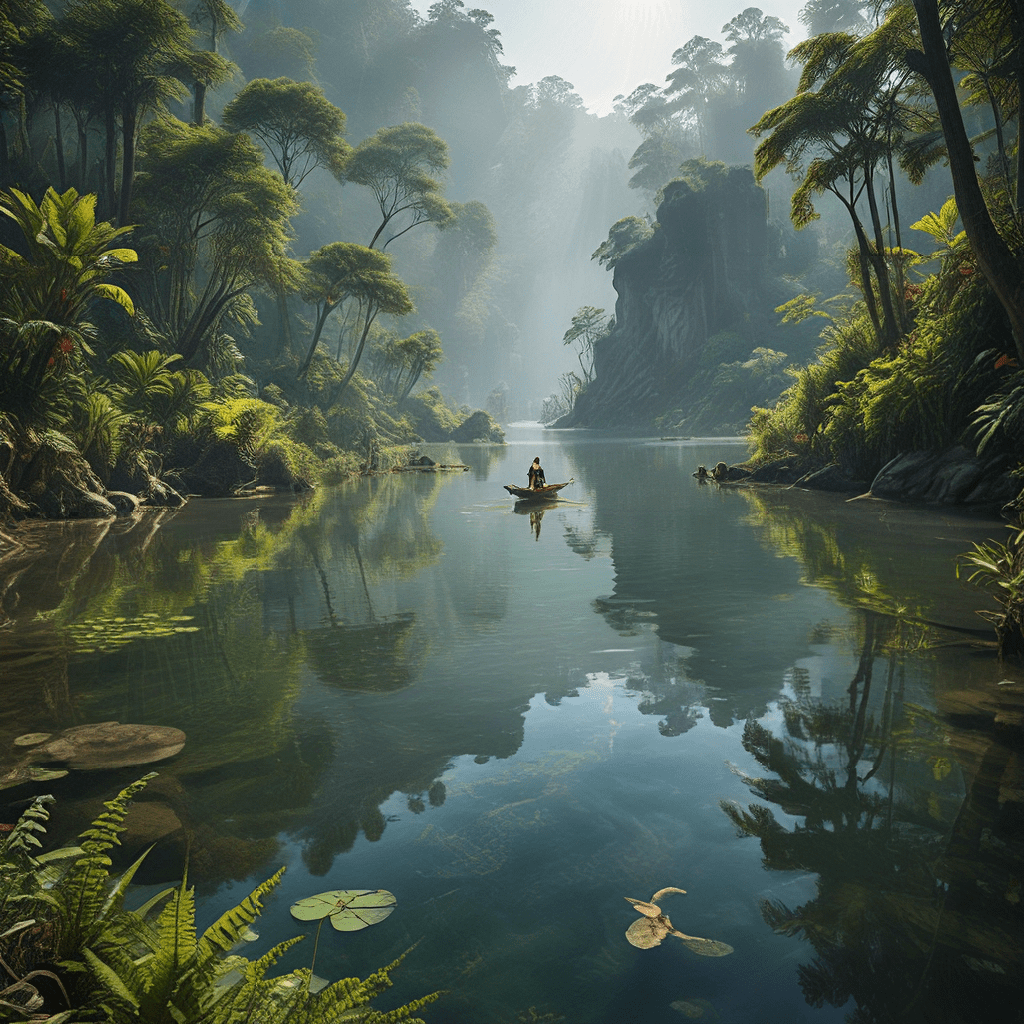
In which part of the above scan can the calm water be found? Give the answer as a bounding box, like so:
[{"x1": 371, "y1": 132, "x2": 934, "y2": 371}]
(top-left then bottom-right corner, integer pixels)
[{"x1": 2, "y1": 425, "x2": 1021, "y2": 1023}]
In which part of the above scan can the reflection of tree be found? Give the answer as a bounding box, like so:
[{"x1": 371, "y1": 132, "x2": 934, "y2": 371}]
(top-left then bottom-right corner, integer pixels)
[{"x1": 721, "y1": 611, "x2": 1022, "y2": 1022}]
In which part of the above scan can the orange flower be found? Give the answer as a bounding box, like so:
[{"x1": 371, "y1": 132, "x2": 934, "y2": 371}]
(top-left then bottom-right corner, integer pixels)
[{"x1": 995, "y1": 353, "x2": 1018, "y2": 370}]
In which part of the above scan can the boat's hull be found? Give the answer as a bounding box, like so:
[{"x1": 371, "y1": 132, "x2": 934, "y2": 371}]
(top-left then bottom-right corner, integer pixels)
[{"x1": 503, "y1": 481, "x2": 571, "y2": 501}]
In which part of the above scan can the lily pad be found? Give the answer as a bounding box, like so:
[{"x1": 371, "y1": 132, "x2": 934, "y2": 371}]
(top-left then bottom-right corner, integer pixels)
[{"x1": 289, "y1": 889, "x2": 396, "y2": 932}]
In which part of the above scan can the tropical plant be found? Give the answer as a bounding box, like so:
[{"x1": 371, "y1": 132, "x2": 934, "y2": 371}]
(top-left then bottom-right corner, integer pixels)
[
  {"x1": 0, "y1": 778, "x2": 440, "y2": 1023},
  {"x1": 959, "y1": 517, "x2": 1024, "y2": 661},
  {"x1": 0, "y1": 186, "x2": 136, "y2": 425}
]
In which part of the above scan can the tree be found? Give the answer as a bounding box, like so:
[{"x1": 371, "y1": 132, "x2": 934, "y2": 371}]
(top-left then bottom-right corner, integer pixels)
[
  {"x1": 591, "y1": 216, "x2": 654, "y2": 269},
  {"x1": 664, "y1": 36, "x2": 730, "y2": 154},
  {"x1": 61, "y1": 0, "x2": 196, "y2": 225},
  {"x1": 344, "y1": 122, "x2": 454, "y2": 250},
  {"x1": 132, "y1": 116, "x2": 298, "y2": 365},
  {"x1": 562, "y1": 306, "x2": 610, "y2": 383},
  {"x1": 751, "y1": 8, "x2": 921, "y2": 347},
  {"x1": 0, "y1": 0, "x2": 50, "y2": 185},
  {"x1": 369, "y1": 327, "x2": 443, "y2": 401},
  {"x1": 431, "y1": 199, "x2": 496, "y2": 303},
  {"x1": 0, "y1": 186, "x2": 136, "y2": 423},
  {"x1": 907, "y1": 0, "x2": 1024, "y2": 360},
  {"x1": 187, "y1": 0, "x2": 242, "y2": 124},
  {"x1": 297, "y1": 242, "x2": 413, "y2": 393},
  {"x1": 222, "y1": 78, "x2": 350, "y2": 189},
  {"x1": 723, "y1": 6, "x2": 790, "y2": 99}
]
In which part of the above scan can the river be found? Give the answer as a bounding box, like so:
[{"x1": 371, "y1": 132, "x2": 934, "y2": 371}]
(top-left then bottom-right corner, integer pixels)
[{"x1": 1, "y1": 424, "x2": 1020, "y2": 1023}]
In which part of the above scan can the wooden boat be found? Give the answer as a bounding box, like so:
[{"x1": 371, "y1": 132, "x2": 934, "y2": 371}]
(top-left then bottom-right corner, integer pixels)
[{"x1": 503, "y1": 480, "x2": 572, "y2": 501}]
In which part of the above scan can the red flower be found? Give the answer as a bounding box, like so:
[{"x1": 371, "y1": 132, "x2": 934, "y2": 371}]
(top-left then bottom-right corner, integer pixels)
[
  {"x1": 959, "y1": 265, "x2": 974, "y2": 276},
  {"x1": 59, "y1": 336, "x2": 74, "y2": 354},
  {"x1": 995, "y1": 354, "x2": 1018, "y2": 370},
  {"x1": 793, "y1": 433, "x2": 808, "y2": 443}
]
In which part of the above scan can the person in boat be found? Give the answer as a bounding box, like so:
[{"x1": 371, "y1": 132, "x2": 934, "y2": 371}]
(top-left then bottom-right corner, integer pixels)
[{"x1": 528, "y1": 457, "x2": 546, "y2": 490}]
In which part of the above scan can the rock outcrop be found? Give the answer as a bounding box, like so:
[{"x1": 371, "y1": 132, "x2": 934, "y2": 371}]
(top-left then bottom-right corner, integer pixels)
[
  {"x1": 560, "y1": 168, "x2": 771, "y2": 430},
  {"x1": 864, "y1": 446, "x2": 1018, "y2": 507}
]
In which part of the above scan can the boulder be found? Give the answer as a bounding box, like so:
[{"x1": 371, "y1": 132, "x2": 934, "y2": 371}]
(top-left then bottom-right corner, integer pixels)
[{"x1": 869, "y1": 446, "x2": 1017, "y2": 507}]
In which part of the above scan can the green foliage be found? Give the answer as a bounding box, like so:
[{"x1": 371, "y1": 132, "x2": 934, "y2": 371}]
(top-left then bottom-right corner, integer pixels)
[
  {"x1": 132, "y1": 115, "x2": 299, "y2": 366},
  {"x1": 199, "y1": 396, "x2": 284, "y2": 466},
  {"x1": 748, "y1": 237, "x2": 1011, "y2": 477},
  {"x1": 591, "y1": 216, "x2": 653, "y2": 269},
  {"x1": 959, "y1": 517, "x2": 1024, "y2": 660},
  {"x1": 344, "y1": 122, "x2": 453, "y2": 251},
  {"x1": 222, "y1": 77, "x2": 350, "y2": 187},
  {"x1": 0, "y1": 186, "x2": 136, "y2": 425},
  {"x1": 403, "y1": 385, "x2": 462, "y2": 441},
  {"x1": 0, "y1": 779, "x2": 439, "y2": 1023}
]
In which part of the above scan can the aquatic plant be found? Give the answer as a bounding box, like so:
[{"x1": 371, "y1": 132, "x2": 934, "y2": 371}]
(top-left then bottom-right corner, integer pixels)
[
  {"x1": 0, "y1": 778, "x2": 439, "y2": 1022},
  {"x1": 289, "y1": 889, "x2": 397, "y2": 990},
  {"x1": 623, "y1": 887, "x2": 734, "y2": 956}
]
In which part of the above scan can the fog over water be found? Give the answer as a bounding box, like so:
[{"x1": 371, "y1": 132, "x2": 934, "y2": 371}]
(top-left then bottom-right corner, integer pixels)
[{"x1": 409, "y1": 0, "x2": 809, "y2": 112}]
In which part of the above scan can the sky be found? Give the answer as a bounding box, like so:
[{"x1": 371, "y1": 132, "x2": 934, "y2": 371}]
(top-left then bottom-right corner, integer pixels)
[{"x1": 410, "y1": 0, "x2": 810, "y2": 113}]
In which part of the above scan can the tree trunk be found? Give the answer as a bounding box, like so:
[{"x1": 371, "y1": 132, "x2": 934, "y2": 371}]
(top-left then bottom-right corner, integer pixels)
[
  {"x1": 910, "y1": 0, "x2": 1024, "y2": 360},
  {"x1": 119, "y1": 103, "x2": 137, "y2": 227},
  {"x1": 193, "y1": 79, "x2": 207, "y2": 125},
  {"x1": 53, "y1": 104, "x2": 66, "y2": 190},
  {"x1": 104, "y1": 106, "x2": 117, "y2": 223}
]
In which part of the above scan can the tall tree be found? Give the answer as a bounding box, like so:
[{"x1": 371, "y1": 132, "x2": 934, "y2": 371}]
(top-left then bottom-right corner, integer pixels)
[
  {"x1": 187, "y1": 0, "x2": 242, "y2": 125},
  {"x1": 751, "y1": 8, "x2": 920, "y2": 346},
  {"x1": 132, "y1": 115, "x2": 298, "y2": 365},
  {"x1": 222, "y1": 77, "x2": 350, "y2": 355},
  {"x1": 297, "y1": 242, "x2": 413, "y2": 392},
  {"x1": 222, "y1": 78, "x2": 350, "y2": 189},
  {"x1": 907, "y1": 0, "x2": 1024, "y2": 360},
  {"x1": 61, "y1": 0, "x2": 196, "y2": 225},
  {"x1": 344, "y1": 122, "x2": 453, "y2": 250},
  {"x1": 664, "y1": 35, "x2": 730, "y2": 154}
]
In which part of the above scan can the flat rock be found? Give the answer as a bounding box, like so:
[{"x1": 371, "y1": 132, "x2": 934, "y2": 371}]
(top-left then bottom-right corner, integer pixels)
[{"x1": 30, "y1": 721, "x2": 186, "y2": 770}]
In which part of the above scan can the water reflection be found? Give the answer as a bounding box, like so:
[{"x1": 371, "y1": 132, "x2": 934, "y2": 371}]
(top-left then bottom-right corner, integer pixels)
[
  {"x1": 513, "y1": 498, "x2": 559, "y2": 540},
  {"x1": 2, "y1": 432, "x2": 1019, "y2": 1022},
  {"x1": 723, "y1": 609, "x2": 1021, "y2": 1022}
]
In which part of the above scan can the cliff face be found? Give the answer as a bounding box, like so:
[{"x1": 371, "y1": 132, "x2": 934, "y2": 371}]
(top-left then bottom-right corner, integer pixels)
[{"x1": 562, "y1": 167, "x2": 770, "y2": 429}]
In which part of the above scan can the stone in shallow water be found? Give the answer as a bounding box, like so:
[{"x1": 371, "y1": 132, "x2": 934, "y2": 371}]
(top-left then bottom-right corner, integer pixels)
[
  {"x1": 14, "y1": 732, "x2": 52, "y2": 746},
  {"x1": 30, "y1": 721, "x2": 186, "y2": 770}
]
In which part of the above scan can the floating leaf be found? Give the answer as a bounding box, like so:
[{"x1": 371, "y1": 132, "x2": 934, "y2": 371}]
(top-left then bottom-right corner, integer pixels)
[
  {"x1": 624, "y1": 886, "x2": 732, "y2": 957},
  {"x1": 626, "y1": 916, "x2": 670, "y2": 948},
  {"x1": 673, "y1": 933, "x2": 734, "y2": 957},
  {"x1": 289, "y1": 889, "x2": 396, "y2": 931}
]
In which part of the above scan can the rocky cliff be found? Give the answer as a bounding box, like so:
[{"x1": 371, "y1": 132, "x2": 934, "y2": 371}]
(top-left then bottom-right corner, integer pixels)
[{"x1": 559, "y1": 167, "x2": 774, "y2": 431}]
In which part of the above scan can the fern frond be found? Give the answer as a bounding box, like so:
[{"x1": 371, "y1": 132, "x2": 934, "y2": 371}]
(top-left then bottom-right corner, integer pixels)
[
  {"x1": 82, "y1": 946, "x2": 141, "y2": 1010},
  {"x1": 0, "y1": 794, "x2": 54, "y2": 866},
  {"x1": 197, "y1": 867, "x2": 286, "y2": 959}
]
